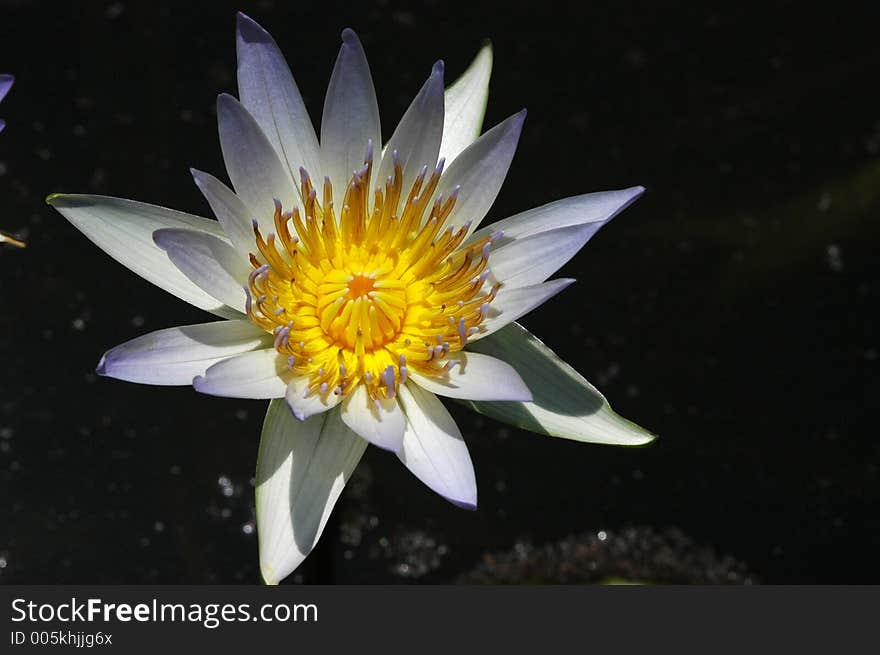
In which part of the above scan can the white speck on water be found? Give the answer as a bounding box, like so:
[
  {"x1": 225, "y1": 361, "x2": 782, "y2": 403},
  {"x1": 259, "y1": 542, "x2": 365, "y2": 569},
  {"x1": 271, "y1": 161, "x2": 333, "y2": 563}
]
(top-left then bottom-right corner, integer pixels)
[
  {"x1": 72, "y1": 317, "x2": 86, "y2": 331},
  {"x1": 131, "y1": 315, "x2": 145, "y2": 328},
  {"x1": 218, "y1": 475, "x2": 234, "y2": 497},
  {"x1": 826, "y1": 244, "x2": 843, "y2": 272},
  {"x1": 153, "y1": 521, "x2": 165, "y2": 533},
  {"x1": 241, "y1": 522, "x2": 254, "y2": 535},
  {"x1": 105, "y1": 2, "x2": 124, "y2": 20},
  {"x1": 597, "y1": 530, "x2": 608, "y2": 542},
  {"x1": 597, "y1": 362, "x2": 621, "y2": 386}
]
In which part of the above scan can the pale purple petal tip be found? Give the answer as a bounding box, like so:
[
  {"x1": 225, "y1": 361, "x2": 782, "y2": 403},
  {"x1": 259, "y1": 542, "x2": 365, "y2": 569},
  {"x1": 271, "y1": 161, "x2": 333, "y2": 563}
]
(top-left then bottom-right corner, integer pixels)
[
  {"x1": 446, "y1": 496, "x2": 477, "y2": 511},
  {"x1": 0, "y1": 75, "x2": 13, "y2": 103},
  {"x1": 341, "y1": 28, "x2": 359, "y2": 44},
  {"x1": 236, "y1": 11, "x2": 271, "y2": 43}
]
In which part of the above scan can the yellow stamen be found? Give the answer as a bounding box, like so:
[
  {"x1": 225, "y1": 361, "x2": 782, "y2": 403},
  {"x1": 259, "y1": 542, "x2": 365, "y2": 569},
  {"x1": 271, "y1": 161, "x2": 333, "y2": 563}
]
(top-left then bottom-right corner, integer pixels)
[{"x1": 245, "y1": 145, "x2": 501, "y2": 402}]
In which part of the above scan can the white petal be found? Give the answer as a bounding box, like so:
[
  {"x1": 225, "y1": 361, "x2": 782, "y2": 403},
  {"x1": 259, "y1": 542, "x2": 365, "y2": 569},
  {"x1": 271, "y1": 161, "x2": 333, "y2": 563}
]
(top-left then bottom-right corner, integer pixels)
[
  {"x1": 340, "y1": 384, "x2": 405, "y2": 452},
  {"x1": 409, "y1": 351, "x2": 532, "y2": 402},
  {"x1": 97, "y1": 320, "x2": 271, "y2": 385},
  {"x1": 285, "y1": 375, "x2": 342, "y2": 421},
  {"x1": 47, "y1": 194, "x2": 239, "y2": 318},
  {"x1": 190, "y1": 168, "x2": 255, "y2": 256},
  {"x1": 153, "y1": 228, "x2": 250, "y2": 312},
  {"x1": 397, "y1": 383, "x2": 477, "y2": 510},
  {"x1": 434, "y1": 110, "x2": 525, "y2": 236},
  {"x1": 320, "y1": 29, "x2": 381, "y2": 200},
  {"x1": 236, "y1": 13, "x2": 322, "y2": 183},
  {"x1": 217, "y1": 93, "x2": 297, "y2": 226},
  {"x1": 256, "y1": 401, "x2": 366, "y2": 585},
  {"x1": 470, "y1": 187, "x2": 645, "y2": 246},
  {"x1": 488, "y1": 222, "x2": 598, "y2": 288},
  {"x1": 193, "y1": 348, "x2": 290, "y2": 399},
  {"x1": 474, "y1": 278, "x2": 575, "y2": 341},
  {"x1": 376, "y1": 61, "x2": 445, "y2": 197},
  {"x1": 464, "y1": 323, "x2": 657, "y2": 446},
  {"x1": 439, "y1": 43, "x2": 492, "y2": 165}
]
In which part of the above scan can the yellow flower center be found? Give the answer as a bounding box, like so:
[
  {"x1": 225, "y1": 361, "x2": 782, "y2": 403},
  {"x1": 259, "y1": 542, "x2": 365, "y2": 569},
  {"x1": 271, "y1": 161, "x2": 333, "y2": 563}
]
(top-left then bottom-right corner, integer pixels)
[{"x1": 245, "y1": 145, "x2": 501, "y2": 402}]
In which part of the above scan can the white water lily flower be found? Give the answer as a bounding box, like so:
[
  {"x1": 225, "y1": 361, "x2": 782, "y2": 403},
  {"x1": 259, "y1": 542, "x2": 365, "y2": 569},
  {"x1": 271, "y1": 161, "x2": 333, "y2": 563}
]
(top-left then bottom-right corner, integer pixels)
[{"x1": 48, "y1": 13, "x2": 655, "y2": 585}]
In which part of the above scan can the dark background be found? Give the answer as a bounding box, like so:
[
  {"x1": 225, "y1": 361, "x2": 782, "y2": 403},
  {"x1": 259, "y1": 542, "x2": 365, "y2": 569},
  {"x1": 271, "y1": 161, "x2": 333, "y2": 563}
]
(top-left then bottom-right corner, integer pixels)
[{"x1": 1, "y1": 0, "x2": 878, "y2": 584}]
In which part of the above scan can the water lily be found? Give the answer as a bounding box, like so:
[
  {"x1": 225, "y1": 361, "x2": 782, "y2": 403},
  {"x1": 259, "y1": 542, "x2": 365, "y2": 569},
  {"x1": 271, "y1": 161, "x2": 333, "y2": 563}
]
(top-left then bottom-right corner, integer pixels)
[
  {"x1": 48, "y1": 13, "x2": 655, "y2": 584},
  {"x1": 0, "y1": 74, "x2": 12, "y2": 133}
]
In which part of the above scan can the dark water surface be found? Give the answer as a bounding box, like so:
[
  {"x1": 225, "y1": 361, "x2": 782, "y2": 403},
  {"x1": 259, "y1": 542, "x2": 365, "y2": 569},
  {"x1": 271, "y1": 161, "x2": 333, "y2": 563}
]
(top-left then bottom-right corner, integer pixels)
[{"x1": 1, "y1": 0, "x2": 878, "y2": 583}]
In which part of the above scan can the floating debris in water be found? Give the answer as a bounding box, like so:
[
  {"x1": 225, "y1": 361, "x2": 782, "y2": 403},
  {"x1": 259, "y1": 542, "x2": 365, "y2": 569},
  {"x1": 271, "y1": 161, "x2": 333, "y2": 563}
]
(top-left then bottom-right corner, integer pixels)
[
  {"x1": 373, "y1": 529, "x2": 450, "y2": 580},
  {"x1": 457, "y1": 526, "x2": 758, "y2": 584}
]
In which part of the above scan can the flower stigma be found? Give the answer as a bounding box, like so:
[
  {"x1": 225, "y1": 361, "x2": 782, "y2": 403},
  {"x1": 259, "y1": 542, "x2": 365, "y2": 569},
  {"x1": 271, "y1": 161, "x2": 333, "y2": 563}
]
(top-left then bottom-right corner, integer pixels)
[{"x1": 244, "y1": 142, "x2": 503, "y2": 404}]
